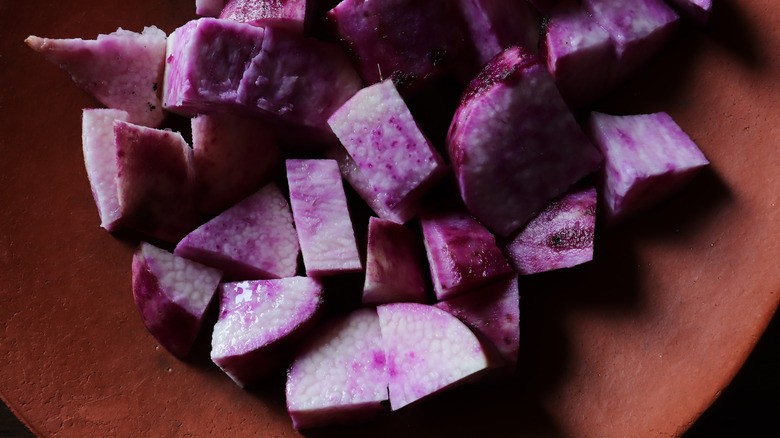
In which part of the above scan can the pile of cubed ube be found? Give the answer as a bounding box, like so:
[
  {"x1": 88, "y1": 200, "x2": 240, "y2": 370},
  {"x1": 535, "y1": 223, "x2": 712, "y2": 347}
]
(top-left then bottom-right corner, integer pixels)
[{"x1": 26, "y1": 0, "x2": 713, "y2": 431}]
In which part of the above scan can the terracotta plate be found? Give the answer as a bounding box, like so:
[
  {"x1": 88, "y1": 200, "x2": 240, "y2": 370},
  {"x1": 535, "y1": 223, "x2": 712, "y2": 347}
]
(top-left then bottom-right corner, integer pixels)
[{"x1": 1, "y1": 1, "x2": 778, "y2": 436}]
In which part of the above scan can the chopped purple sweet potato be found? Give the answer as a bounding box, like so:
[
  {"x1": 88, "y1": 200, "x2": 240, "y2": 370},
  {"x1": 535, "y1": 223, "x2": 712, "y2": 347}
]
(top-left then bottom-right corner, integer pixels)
[
  {"x1": 665, "y1": 0, "x2": 712, "y2": 25},
  {"x1": 190, "y1": 112, "x2": 281, "y2": 219},
  {"x1": 132, "y1": 242, "x2": 222, "y2": 359},
  {"x1": 163, "y1": 18, "x2": 265, "y2": 116},
  {"x1": 174, "y1": 183, "x2": 300, "y2": 280},
  {"x1": 327, "y1": 79, "x2": 447, "y2": 224},
  {"x1": 327, "y1": 0, "x2": 467, "y2": 95},
  {"x1": 420, "y1": 203, "x2": 513, "y2": 301},
  {"x1": 434, "y1": 275, "x2": 520, "y2": 372},
  {"x1": 377, "y1": 303, "x2": 491, "y2": 411},
  {"x1": 503, "y1": 185, "x2": 597, "y2": 274},
  {"x1": 114, "y1": 121, "x2": 196, "y2": 243},
  {"x1": 286, "y1": 159, "x2": 362, "y2": 276},
  {"x1": 196, "y1": 0, "x2": 226, "y2": 17},
  {"x1": 211, "y1": 277, "x2": 324, "y2": 387},
  {"x1": 26, "y1": 27, "x2": 167, "y2": 127},
  {"x1": 362, "y1": 217, "x2": 428, "y2": 305},
  {"x1": 286, "y1": 308, "x2": 389, "y2": 430},
  {"x1": 81, "y1": 108, "x2": 130, "y2": 232},
  {"x1": 220, "y1": 0, "x2": 308, "y2": 32},
  {"x1": 446, "y1": 46, "x2": 602, "y2": 237},
  {"x1": 586, "y1": 111, "x2": 709, "y2": 223}
]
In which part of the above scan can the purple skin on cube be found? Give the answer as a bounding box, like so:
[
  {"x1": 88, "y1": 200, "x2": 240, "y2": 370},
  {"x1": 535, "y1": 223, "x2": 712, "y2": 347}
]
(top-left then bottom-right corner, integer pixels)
[
  {"x1": 503, "y1": 185, "x2": 598, "y2": 275},
  {"x1": 587, "y1": 111, "x2": 709, "y2": 224},
  {"x1": 377, "y1": 303, "x2": 490, "y2": 411},
  {"x1": 286, "y1": 159, "x2": 362, "y2": 276},
  {"x1": 286, "y1": 308, "x2": 389, "y2": 430},
  {"x1": 211, "y1": 277, "x2": 324, "y2": 387},
  {"x1": 174, "y1": 183, "x2": 300, "y2": 280}
]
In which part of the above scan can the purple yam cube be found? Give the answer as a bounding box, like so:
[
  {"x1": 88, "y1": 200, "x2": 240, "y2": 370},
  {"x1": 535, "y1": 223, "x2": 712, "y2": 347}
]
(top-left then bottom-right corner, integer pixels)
[
  {"x1": 286, "y1": 308, "x2": 389, "y2": 430},
  {"x1": 26, "y1": 27, "x2": 167, "y2": 127},
  {"x1": 420, "y1": 204, "x2": 513, "y2": 301},
  {"x1": 132, "y1": 242, "x2": 222, "y2": 358},
  {"x1": 587, "y1": 112, "x2": 709, "y2": 223},
  {"x1": 114, "y1": 121, "x2": 196, "y2": 243},
  {"x1": 163, "y1": 18, "x2": 265, "y2": 116},
  {"x1": 286, "y1": 159, "x2": 362, "y2": 276},
  {"x1": 211, "y1": 277, "x2": 324, "y2": 387},
  {"x1": 81, "y1": 108, "x2": 130, "y2": 231},
  {"x1": 582, "y1": 0, "x2": 679, "y2": 80},
  {"x1": 191, "y1": 112, "x2": 281, "y2": 218},
  {"x1": 327, "y1": 79, "x2": 447, "y2": 224},
  {"x1": 197, "y1": 0, "x2": 226, "y2": 16},
  {"x1": 362, "y1": 217, "x2": 427, "y2": 305},
  {"x1": 327, "y1": 0, "x2": 466, "y2": 95},
  {"x1": 541, "y1": 2, "x2": 616, "y2": 108},
  {"x1": 447, "y1": 46, "x2": 603, "y2": 237},
  {"x1": 175, "y1": 183, "x2": 299, "y2": 280},
  {"x1": 503, "y1": 185, "x2": 597, "y2": 274},
  {"x1": 434, "y1": 275, "x2": 520, "y2": 372},
  {"x1": 665, "y1": 0, "x2": 712, "y2": 25},
  {"x1": 221, "y1": 0, "x2": 308, "y2": 32},
  {"x1": 377, "y1": 303, "x2": 490, "y2": 411},
  {"x1": 237, "y1": 25, "x2": 363, "y2": 143}
]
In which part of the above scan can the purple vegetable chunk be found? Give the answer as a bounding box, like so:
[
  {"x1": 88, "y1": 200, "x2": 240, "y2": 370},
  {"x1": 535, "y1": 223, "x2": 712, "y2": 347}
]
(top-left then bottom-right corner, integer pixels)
[
  {"x1": 327, "y1": 79, "x2": 447, "y2": 224},
  {"x1": 665, "y1": 0, "x2": 712, "y2": 25},
  {"x1": 286, "y1": 308, "x2": 389, "y2": 430},
  {"x1": 504, "y1": 185, "x2": 597, "y2": 274},
  {"x1": 220, "y1": 0, "x2": 308, "y2": 31},
  {"x1": 197, "y1": 0, "x2": 226, "y2": 17},
  {"x1": 175, "y1": 183, "x2": 300, "y2": 280},
  {"x1": 286, "y1": 159, "x2": 362, "y2": 276},
  {"x1": 377, "y1": 303, "x2": 490, "y2": 411},
  {"x1": 211, "y1": 277, "x2": 324, "y2": 387},
  {"x1": 447, "y1": 46, "x2": 602, "y2": 237},
  {"x1": 132, "y1": 242, "x2": 222, "y2": 358},
  {"x1": 362, "y1": 217, "x2": 427, "y2": 305},
  {"x1": 587, "y1": 112, "x2": 709, "y2": 223}
]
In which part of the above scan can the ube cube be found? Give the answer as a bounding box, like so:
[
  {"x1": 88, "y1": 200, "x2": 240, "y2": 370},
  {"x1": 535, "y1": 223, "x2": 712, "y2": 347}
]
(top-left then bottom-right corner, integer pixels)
[
  {"x1": 434, "y1": 275, "x2": 520, "y2": 372},
  {"x1": 446, "y1": 46, "x2": 602, "y2": 237},
  {"x1": 220, "y1": 0, "x2": 308, "y2": 31},
  {"x1": 327, "y1": 79, "x2": 447, "y2": 224},
  {"x1": 211, "y1": 277, "x2": 324, "y2": 387},
  {"x1": 286, "y1": 159, "x2": 362, "y2": 276},
  {"x1": 503, "y1": 185, "x2": 597, "y2": 274},
  {"x1": 175, "y1": 183, "x2": 300, "y2": 280},
  {"x1": 286, "y1": 308, "x2": 388, "y2": 430},
  {"x1": 81, "y1": 108, "x2": 130, "y2": 231},
  {"x1": 132, "y1": 242, "x2": 222, "y2": 358},
  {"x1": 26, "y1": 27, "x2": 167, "y2": 127},
  {"x1": 420, "y1": 204, "x2": 513, "y2": 301},
  {"x1": 377, "y1": 303, "x2": 491, "y2": 411},
  {"x1": 196, "y1": 0, "x2": 226, "y2": 16},
  {"x1": 114, "y1": 121, "x2": 196, "y2": 243},
  {"x1": 163, "y1": 18, "x2": 265, "y2": 116},
  {"x1": 666, "y1": 0, "x2": 712, "y2": 25},
  {"x1": 327, "y1": 0, "x2": 467, "y2": 95},
  {"x1": 362, "y1": 217, "x2": 427, "y2": 305},
  {"x1": 190, "y1": 112, "x2": 281, "y2": 218}
]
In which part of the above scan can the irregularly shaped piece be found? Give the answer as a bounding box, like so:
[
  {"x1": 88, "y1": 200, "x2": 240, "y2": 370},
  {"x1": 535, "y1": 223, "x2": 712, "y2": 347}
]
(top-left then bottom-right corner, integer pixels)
[
  {"x1": 377, "y1": 303, "x2": 490, "y2": 411},
  {"x1": 327, "y1": 80, "x2": 446, "y2": 224},
  {"x1": 81, "y1": 108, "x2": 130, "y2": 231},
  {"x1": 446, "y1": 46, "x2": 602, "y2": 236},
  {"x1": 25, "y1": 27, "x2": 167, "y2": 127},
  {"x1": 163, "y1": 18, "x2": 265, "y2": 116},
  {"x1": 132, "y1": 242, "x2": 222, "y2": 358},
  {"x1": 114, "y1": 121, "x2": 196, "y2": 243},
  {"x1": 196, "y1": 0, "x2": 226, "y2": 16},
  {"x1": 190, "y1": 112, "x2": 281, "y2": 218},
  {"x1": 434, "y1": 275, "x2": 520, "y2": 372},
  {"x1": 175, "y1": 183, "x2": 299, "y2": 280},
  {"x1": 286, "y1": 308, "x2": 388, "y2": 430},
  {"x1": 211, "y1": 277, "x2": 324, "y2": 387},
  {"x1": 503, "y1": 185, "x2": 597, "y2": 274},
  {"x1": 362, "y1": 217, "x2": 427, "y2": 305},
  {"x1": 586, "y1": 112, "x2": 709, "y2": 223},
  {"x1": 220, "y1": 0, "x2": 308, "y2": 31},
  {"x1": 665, "y1": 0, "x2": 712, "y2": 25},
  {"x1": 420, "y1": 203, "x2": 513, "y2": 301},
  {"x1": 327, "y1": 0, "x2": 466, "y2": 95},
  {"x1": 286, "y1": 159, "x2": 362, "y2": 276}
]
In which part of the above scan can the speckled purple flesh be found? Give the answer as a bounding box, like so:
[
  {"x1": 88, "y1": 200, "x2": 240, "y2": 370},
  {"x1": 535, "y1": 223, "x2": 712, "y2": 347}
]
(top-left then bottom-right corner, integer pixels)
[
  {"x1": 504, "y1": 185, "x2": 597, "y2": 274},
  {"x1": 286, "y1": 308, "x2": 389, "y2": 430},
  {"x1": 220, "y1": 0, "x2": 307, "y2": 30}
]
